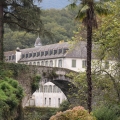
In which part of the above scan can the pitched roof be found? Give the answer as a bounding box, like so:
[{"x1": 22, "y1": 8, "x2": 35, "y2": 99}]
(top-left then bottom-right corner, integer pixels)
[{"x1": 4, "y1": 41, "x2": 97, "y2": 62}]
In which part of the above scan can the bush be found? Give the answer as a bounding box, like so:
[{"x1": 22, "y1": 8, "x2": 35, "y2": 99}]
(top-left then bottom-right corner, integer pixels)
[
  {"x1": 93, "y1": 105, "x2": 120, "y2": 120},
  {"x1": 0, "y1": 77, "x2": 24, "y2": 120},
  {"x1": 50, "y1": 106, "x2": 96, "y2": 120},
  {"x1": 58, "y1": 100, "x2": 70, "y2": 112}
]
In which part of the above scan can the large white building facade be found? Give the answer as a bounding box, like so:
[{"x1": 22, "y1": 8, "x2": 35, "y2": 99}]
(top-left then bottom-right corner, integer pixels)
[{"x1": 4, "y1": 37, "x2": 111, "y2": 107}]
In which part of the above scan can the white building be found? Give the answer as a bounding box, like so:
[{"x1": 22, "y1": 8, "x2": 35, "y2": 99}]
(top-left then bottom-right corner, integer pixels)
[
  {"x1": 26, "y1": 82, "x2": 67, "y2": 107},
  {"x1": 4, "y1": 37, "x2": 89, "y2": 72},
  {"x1": 4, "y1": 37, "x2": 111, "y2": 107}
]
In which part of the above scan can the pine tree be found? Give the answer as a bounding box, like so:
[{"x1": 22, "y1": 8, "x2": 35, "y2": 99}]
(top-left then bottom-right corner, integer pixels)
[{"x1": 0, "y1": 0, "x2": 44, "y2": 61}]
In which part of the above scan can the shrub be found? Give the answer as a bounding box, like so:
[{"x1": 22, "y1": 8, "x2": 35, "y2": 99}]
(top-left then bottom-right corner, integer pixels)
[
  {"x1": 58, "y1": 100, "x2": 70, "y2": 112},
  {"x1": 93, "y1": 105, "x2": 120, "y2": 120},
  {"x1": 50, "y1": 106, "x2": 96, "y2": 120}
]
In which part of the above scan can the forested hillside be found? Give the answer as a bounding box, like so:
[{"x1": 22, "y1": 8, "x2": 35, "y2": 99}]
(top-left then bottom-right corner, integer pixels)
[{"x1": 4, "y1": 8, "x2": 79, "y2": 51}]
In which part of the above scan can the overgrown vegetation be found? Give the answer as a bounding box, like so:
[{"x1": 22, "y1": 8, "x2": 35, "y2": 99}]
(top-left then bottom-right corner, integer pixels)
[
  {"x1": 24, "y1": 107, "x2": 58, "y2": 120},
  {"x1": 0, "y1": 63, "x2": 24, "y2": 120},
  {"x1": 93, "y1": 104, "x2": 120, "y2": 120},
  {"x1": 31, "y1": 74, "x2": 41, "y2": 93}
]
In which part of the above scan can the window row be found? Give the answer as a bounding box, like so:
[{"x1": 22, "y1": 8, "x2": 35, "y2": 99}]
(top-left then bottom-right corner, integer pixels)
[
  {"x1": 7, "y1": 55, "x2": 16, "y2": 61},
  {"x1": 23, "y1": 59, "x2": 62, "y2": 67},
  {"x1": 36, "y1": 85, "x2": 62, "y2": 93},
  {"x1": 71, "y1": 60, "x2": 109, "y2": 69},
  {"x1": 44, "y1": 98, "x2": 61, "y2": 106},
  {"x1": 22, "y1": 48, "x2": 68, "y2": 59},
  {"x1": 72, "y1": 59, "x2": 87, "y2": 68}
]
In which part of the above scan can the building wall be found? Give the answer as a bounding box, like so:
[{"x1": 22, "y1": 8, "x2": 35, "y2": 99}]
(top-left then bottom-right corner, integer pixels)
[{"x1": 26, "y1": 82, "x2": 67, "y2": 108}]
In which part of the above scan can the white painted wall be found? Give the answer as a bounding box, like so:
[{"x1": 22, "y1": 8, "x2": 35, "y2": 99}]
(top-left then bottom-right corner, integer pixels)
[
  {"x1": 26, "y1": 82, "x2": 67, "y2": 108},
  {"x1": 63, "y1": 58, "x2": 86, "y2": 72}
]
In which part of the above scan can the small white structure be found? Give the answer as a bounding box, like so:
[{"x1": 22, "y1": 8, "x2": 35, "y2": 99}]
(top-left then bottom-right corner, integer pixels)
[{"x1": 26, "y1": 82, "x2": 67, "y2": 107}]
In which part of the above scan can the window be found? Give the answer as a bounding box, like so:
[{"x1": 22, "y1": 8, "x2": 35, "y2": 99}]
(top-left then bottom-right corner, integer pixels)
[
  {"x1": 45, "y1": 61, "x2": 48, "y2": 66},
  {"x1": 54, "y1": 50, "x2": 57, "y2": 55},
  {"x1": 49, "y1": 98, "x2": 51, "y2": 106},
  {"x1": 29, "y1": 62, "x2": 32, "y2": 65},
  {"x1": 63, "y1": 48, "x2": 68, "y2": 54},
  {"x1": 45, "y1": 51, "x2": 48, "y2": 56},
  {"x1": 45, "y1": 98, "x2": 47, "y2": 105},
  {"x1": 58, "y1": 59, "x2": 62, "y2": 67},
  {"x1": 49, "y1": 60, "x2": 53, "y2": 67},
  {"x1": 33, "y1": 62, "x2": 36, "y2": 65},
  {"x1": 41, "y1": 51, "x2": 44, "y2": 56},
  {"x1": 26, "y1": 54, "x2": 28, "y2": 58},
  {"x1": 9, "y1": 56, "x2": 11, "y2": 60},
  {"x1": 58, "y1": 98, "x2": 60, "y2": 106},
  {"x1": 44, "y1": 86, "x2": 47, "y2": 93},
  {"x1": 50, "y1": 50, "x2": 53, "y2": 55},
  {"x1": 82, "y1": 60, "x2": 87, "y2": 68},
  {"x1": 105, "y1": 61, "x2": 109, "y2": 69},
  {"x1": 72, "y1": 60, "x2": 76, "y2": 67},
  {"x1": 48, "y1": 85, "x2": 52, "y2": 93},
  {"x1": 41, "y1": 61, "x2": 44, "y2": 66},
  {"x1": 58, "y1": 49, "x2": 62, "y2": 54},
  {"x1": 29, "y1": 53, "x2": 32, "y2": 58},
  {"x1": 12, "y1": 55, "x2": 15, "y2": 60},
  {"x1": 37, "y1": 52, "x2": 40, "y2": 57},
  {"x1": 57, "y1": 88, "x2": 61, "y2": 93},
  {"x1": 37, "y1": 62, "x2": 40, "y2": 66},
  {"x1": 53, "y1": 85, "x2": 57, "y2": 93},
  {"x1": 33, "y1": 53, "x2": 36, "y2": 57}
]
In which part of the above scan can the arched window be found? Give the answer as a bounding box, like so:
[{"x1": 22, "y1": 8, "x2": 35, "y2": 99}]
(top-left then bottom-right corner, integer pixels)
[
  {"x1": 44, "y1": 86, "x2": 47, "y2": 93},
  {"x1": 49, "y1": 60, "x2": 53, "y2": 67},
  {"x1": 37, "y1": 62, "x2": 40, "y2": 66},
  {"x1": 58, "y1": 59, "x2": 62, "y2": 67},
  {"x1": 45, "y1": 61, "x2": 48, "y2": 66},
  {"x1": 40, "y1": 85, "x2": 43, "y2": 92},
  {"x1": 53, "y1": 85, "x2": 57, "y2": 93},
  {"x1": 48, "y1": 85, "x2": 52, "y2": 93},
  {"x1": 33, "y1": 62, "x2": 36, "y2": 65},
  {"x1": 41, "y1": 61, "x2": 44, "y2": 66}
]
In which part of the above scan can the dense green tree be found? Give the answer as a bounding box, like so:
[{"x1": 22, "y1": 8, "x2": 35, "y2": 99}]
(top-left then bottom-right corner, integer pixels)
[
  {"x1": 0, "y1": 0, "x2": 46, "y2": 61},
  {"x1": 70, "y1": 0, "x2": 110, "y2": 112},
  {"x1": 93, "y1": 0, "x2": 120, "y2": 102},
  {"x1": 4, "y1": 8, "x2": 79, "y2": 51}
]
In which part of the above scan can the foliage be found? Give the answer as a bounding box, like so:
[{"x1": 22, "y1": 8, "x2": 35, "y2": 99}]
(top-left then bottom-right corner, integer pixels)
[
  {"x1": 93, "y1": 104, "x2": 120, "y2": 120},
  {"x1": 93, "y1": 0, "x2": 120, "y2": 60},
  {"x1": 4, "y1": 8, "x2": 79, "y2": 51},
  {"x1": 24, "y1": 106, "x2": 58, "y2": 120},
  {"x1": 66, "y1": 72, "x2": 87, "y2": 107},
  {"x1": 50, "y1": 106, "x2": 96, "y2": 120},
  {"x1": 0, "y1": 62, "x2": 29, "y2": 78},
  {"x1": 0, "y1": 77, "x2": 24, "y2": 120},
  {"x1": 31, "y1": 74, "x2": 41, "y2": 93},
  {"x1": 93, "y1": 0, "x2": 120, "y2": 104},
  {"x1": 58, "y1": 100, "x2": 70, "y2": 112}
]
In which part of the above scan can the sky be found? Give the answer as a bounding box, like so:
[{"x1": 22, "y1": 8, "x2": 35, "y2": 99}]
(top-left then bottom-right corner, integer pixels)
[{"x1": 34, "y1": 0, "x2": 71, "y2": 9}]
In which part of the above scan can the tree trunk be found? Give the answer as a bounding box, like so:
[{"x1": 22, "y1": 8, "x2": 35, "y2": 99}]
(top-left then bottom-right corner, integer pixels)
[
  {"x1": 86, "y1": 20, "x2": 93, "y2": 113},
  {"x1": 0, "y1": 3, "x2": 4, "y2": 62}
]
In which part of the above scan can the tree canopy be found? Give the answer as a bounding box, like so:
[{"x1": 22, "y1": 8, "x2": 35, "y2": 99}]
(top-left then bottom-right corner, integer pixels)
[{"x1": 0, "y1": 0, "x2": 46, "y2": 61}]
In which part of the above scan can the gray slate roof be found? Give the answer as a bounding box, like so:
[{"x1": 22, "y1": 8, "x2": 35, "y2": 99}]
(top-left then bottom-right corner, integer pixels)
[{"x1": 4, "y1": 41, "x2": 97, "y2": 62}]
